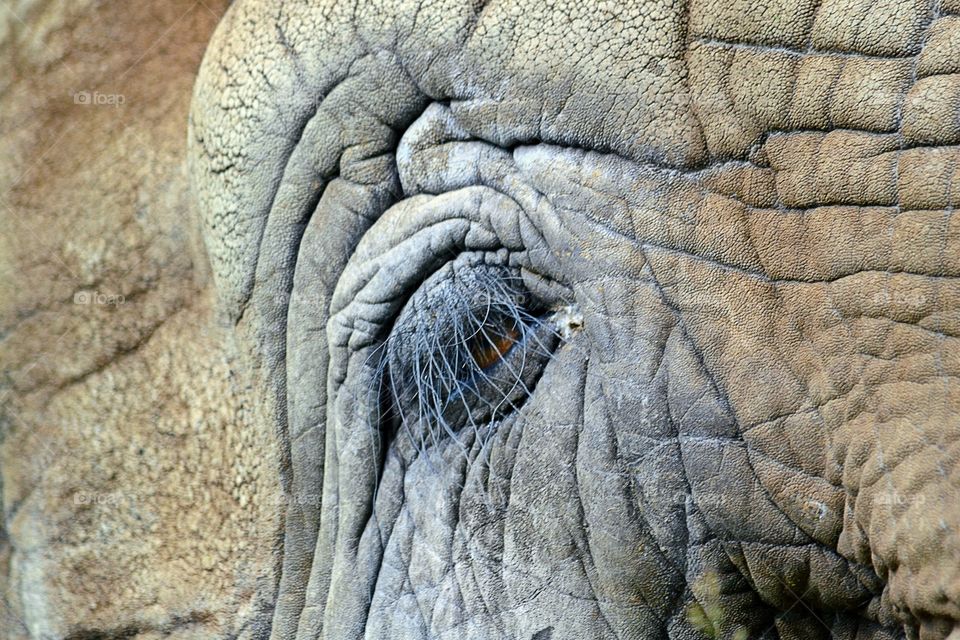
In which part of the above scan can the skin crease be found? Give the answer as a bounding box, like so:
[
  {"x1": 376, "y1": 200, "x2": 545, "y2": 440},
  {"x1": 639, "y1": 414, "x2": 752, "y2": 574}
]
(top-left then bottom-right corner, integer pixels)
[{"x1": 1, "y1": 0, "x2": 959, "y2": 639}]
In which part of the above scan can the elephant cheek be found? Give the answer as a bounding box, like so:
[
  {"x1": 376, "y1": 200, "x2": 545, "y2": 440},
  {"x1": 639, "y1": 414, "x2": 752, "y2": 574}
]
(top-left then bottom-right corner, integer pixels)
[
  {"x1": 351, "y1": 271, "x2": 757, "y2": 637},
  {"x1": 355, "y1": 346, "x2": 680, "y2": 637}
]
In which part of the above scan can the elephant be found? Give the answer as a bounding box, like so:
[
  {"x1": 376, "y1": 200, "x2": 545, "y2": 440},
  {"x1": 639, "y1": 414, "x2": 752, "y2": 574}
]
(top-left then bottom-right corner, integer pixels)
[{"x1": 1, "y1": 0, "x2": 958, "y2": 637}]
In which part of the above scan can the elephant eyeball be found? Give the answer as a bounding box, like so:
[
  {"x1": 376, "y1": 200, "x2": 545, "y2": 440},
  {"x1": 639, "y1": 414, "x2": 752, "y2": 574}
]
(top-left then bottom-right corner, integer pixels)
[{"x1": 468, "y1": 319, "x2": 520, "y2": 370}]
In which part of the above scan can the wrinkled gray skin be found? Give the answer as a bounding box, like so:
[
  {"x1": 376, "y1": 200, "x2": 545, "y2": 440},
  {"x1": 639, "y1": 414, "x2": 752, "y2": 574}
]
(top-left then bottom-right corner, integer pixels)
[{"x1": 189, "y1": 0, "x2": 960, "y2": 638}]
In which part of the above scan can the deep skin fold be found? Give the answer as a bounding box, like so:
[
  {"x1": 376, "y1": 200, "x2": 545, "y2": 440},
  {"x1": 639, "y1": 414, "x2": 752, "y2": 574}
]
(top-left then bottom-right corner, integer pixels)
[{"x1": 186, "y1": 2, "x2": 960, "y2": 639}]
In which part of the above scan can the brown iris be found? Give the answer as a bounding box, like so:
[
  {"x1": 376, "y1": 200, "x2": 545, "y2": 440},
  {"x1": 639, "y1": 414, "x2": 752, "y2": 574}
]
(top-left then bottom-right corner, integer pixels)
[{"x1": 468, "y1": 319, "x2": 520, "y2": 370}]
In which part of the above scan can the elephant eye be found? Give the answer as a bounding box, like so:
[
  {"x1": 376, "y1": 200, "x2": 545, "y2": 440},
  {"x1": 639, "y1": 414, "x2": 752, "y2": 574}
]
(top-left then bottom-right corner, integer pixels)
[
  {"x1": 467, "y1": 316, "x2": 520, "y2": 370},
  {"x1": 382, "y1": 261, "x2": 570, "y2": 449}
]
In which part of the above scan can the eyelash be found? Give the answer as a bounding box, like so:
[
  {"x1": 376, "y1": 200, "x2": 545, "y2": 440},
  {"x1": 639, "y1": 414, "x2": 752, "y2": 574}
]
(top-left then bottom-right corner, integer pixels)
[{"x1": 377, "y1": 269, "x2": 564, "y2": 453}]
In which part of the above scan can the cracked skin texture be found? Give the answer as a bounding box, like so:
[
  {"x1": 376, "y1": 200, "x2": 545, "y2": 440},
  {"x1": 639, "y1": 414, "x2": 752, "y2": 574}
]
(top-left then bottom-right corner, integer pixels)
[
  {"x1": 1, "y1": 0, "x2": 278, "y2": 638},
  {"x1": 2, "y1": 0, "x2": 960, "y2": 639}
]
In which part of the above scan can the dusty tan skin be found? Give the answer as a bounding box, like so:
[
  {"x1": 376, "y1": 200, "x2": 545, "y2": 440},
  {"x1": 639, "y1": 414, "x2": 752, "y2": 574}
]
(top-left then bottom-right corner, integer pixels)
[
  {"x1": 2, "y1": 0, "x2": 960, "y2": 638},
  {"x1": 0, "y1": 1, "x2": 278, "y2": 637}
]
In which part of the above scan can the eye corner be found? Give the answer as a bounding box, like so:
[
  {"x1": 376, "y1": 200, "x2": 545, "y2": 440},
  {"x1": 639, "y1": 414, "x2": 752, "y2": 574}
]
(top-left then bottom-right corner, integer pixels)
[{"x1": 552, "y1": 303, "x2": 584, "y2": 341}]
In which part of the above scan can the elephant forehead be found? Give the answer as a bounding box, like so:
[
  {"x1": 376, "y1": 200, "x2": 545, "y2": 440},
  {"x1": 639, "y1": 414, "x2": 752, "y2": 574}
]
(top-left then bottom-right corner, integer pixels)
[
  {"x1": 421, "y1": 0, "x2": 705, "y2": 164},
  {"x1": 189, "y1": 0, "x2": 709, "y2": 318},
  {"x1": 189, "y1": 0, "x2": 952, "y2": 323}
]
